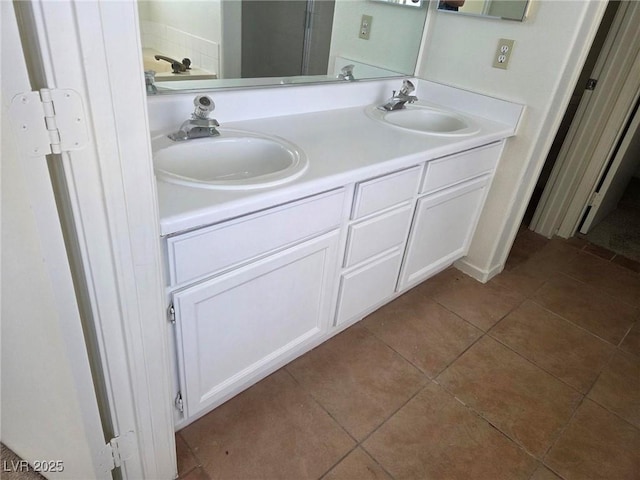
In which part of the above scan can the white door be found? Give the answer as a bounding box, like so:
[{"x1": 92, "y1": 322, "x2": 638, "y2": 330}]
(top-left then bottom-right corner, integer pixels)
[
  {"x1": 1, "y1": 2, "x2": 109, "y2": 478},
  {"x1": 531, "y1": 1, "x2": 640, "y2": 238},
  {"x1": 579, "y1": 102, "x2": 640, "y2": 233}
]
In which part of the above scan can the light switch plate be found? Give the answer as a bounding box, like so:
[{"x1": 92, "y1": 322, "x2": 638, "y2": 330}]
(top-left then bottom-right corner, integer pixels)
[
  {"x1": 492, "y1": 38, "x2": 515, "y2": 69},
  {"x1": 359, "y1": 15, "x2": 372, "y2": 40}
]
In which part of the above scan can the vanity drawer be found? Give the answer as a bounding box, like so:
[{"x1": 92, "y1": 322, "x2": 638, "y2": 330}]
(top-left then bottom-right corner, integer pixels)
[
  {"x1": 420, "y1": 142, "x2": 501, "y2": 195},
  {"x1": 335, "y1": 249, "x2": 404, "y2": 326},
  {"x1": 344, "y1": 203, "x2": 413, "y2": 268},
  {"x1": 166, "y1": 189, "x2": 345, "y2": 286},
  {"x1": 351, "y1": 166, "x2": 421, "y2": 219}
]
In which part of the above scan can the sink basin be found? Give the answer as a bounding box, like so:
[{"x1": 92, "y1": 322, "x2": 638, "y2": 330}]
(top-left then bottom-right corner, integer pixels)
[
  {"x1": 152, "y1": 129, "x2": 308, "y2": 190},
  {"x1": 366, "y1": 104, "x2": 480, "y2": 136}
]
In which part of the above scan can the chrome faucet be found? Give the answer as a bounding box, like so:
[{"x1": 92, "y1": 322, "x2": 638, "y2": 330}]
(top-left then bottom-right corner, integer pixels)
[
  {"x1": 154, "y1": 55, "x2": 192, "y2": 74},
  {"x1": 168, "y1": 95, "x2": 220, "y2": 141},
  {"x1": 338, "y1": 64, "x2": 356, "y2": 81},
  {"x1": 144, "y1": 70, "x2": 158, "y2": 95},
  {"x1": 378, "y1": 80, "x2": 418, "y2": 111}
]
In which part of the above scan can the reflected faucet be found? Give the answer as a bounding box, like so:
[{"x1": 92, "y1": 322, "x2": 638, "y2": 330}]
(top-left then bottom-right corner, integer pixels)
[
  {"x1": 378, "y1": 80, "x2": 418, "y2": 111},
  {"x1": 144, "y1": 70, "x2": 158, "y2": 95},
  {"x1": 338, "y1": 64, "x2": 356, "y2": 81},
  {"x1": 168, "y1": 95, "x2": 220, "y2": 141},
  {"x1": 154, "y1": 55, "x2": 192, "y2": 74}
]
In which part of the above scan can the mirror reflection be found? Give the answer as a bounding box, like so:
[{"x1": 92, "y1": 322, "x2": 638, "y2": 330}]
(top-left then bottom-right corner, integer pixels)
[
  {"x1": 138, "y1": 0, "x2": 428, "y2": 93},
  {"x1": 438, "y1": 0, "x2": 528, "y2": 21}
]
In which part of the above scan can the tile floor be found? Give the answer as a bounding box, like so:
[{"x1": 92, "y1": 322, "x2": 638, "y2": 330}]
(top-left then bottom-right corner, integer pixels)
[{"x1": 176, "y1": 230, "x2": 640, "y2": 480}]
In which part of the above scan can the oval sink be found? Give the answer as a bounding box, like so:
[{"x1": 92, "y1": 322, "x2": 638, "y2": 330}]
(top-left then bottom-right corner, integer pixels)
[
  {"x1": 152, "y1": 129, "x2": 308, "y2": 190},
  {"x1": 366, "y1": 105, "x2": 480, "y2": 136}
]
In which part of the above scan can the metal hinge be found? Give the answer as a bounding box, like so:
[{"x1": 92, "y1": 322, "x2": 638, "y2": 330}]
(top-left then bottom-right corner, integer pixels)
[
  {"x1": 175, "y1": 392, "x2": 184, "y2": 413},
  {"x1": 588, "y1": 190, "x2": 602, "y2": 208},
  {"x1": 9, "y1": 88, "x2": 88, "y2": 157},
  {"x1": 96, "y1": 431, "x2": 136, "y2": 473},
  {"x1": 168, "y1": 303, "x2": 176, "y2": 324},
  {"x1": 586, "y1": 78, "x2": 598, "y2": 91}
]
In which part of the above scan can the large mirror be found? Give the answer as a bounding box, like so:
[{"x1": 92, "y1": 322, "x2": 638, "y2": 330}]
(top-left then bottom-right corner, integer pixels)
[
  {"x1": 138, "y1": 0, "x2": 428, "y2": 93},
  {"x1": 437, "y1": 0, "x2": 529, "y2": 21}
]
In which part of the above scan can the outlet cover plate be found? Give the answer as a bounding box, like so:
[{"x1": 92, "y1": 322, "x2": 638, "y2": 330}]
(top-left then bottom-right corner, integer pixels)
[
  {"x1": 493, "y1": 38, "x2": 514, "y2": 69},
  {"x1": 359, "y1": 15, "x2": 372, "y2": 40}
]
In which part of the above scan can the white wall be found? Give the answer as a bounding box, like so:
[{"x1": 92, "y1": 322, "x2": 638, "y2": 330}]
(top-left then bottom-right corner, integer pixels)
[
  {"x1": 329, "y1": 0, "x2": 427, "y2": 75},
  {"x1": 417, "y1": 0, "x2": 607, "y2": 278}
]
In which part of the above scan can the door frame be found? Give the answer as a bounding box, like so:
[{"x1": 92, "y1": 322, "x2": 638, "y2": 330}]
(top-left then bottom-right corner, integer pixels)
[
  {"x1": 15, "y1": 1, "x2": 176, "y2": 477},
  {"x1": 531, "y1": 1, "x2": 640, "y2": 238}
]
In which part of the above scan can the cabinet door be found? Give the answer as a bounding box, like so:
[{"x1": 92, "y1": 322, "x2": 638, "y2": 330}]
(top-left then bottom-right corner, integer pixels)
[
  {"x1": 172, "y1": 231, "x2": 339, "y2": 420},
  {"x1": 398, "y1": 176, "x2": 490, "y2": 290}
]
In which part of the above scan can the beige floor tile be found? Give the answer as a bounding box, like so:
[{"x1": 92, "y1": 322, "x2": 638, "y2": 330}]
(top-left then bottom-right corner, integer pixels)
[
  {"x1": 562, "y1": 251, "x2": 640, "y2": 307},
  {"x1": 504, "y1": 229, "x2": 550, "y2": 270},
  {"x1": 437, "y1": 337, "x2": 582, "y2": 457},
  {"x1": 409, "y1": 267, "x2": 462, "y2": 299},
  {"x1": 286, "y1": 325, "x2": 426, "y2": 440},
  {"x1": 434, "y1": 275, "x2": 525, "y2": 331},
  {"x1": 322, "y1": 448, "x2": 391, "y2": 480},
  {"x1": 612, "y1": 254, "x2": 640, "y2": 273},
  {"x1": 529, "y1": 465, "x2": 563, "y2": 480},
  {"x1": 180, "y1": 468, "x2": 211, "y2": 480},
  {"x1": 362, "y1": 382, "x2": 537, "y2": 480},
  {"x1": 582, "y1": 243, "x2": 616, "y2": 260},
  {"x1": 533, "y1": 274, "x2": 638, "y2": 345},
  {"x1": 519, "y1": 238, "x2": 581, "y2": 274},
  {"x1": 588, "y1": 351, "x2": 640, "y2": 428},
  {"x1": 363, "y1": 292, "x2": 482, "y2": 377},
  {"x1": 545, "y1": 400, "x2": 640, "y2": 480},
  {"x1": 492, "y1": 240, "x2": 581, "y2": 296},
  {"x1": 620, "y1": 322, "x2": 640, "y2": 357},
  {"x1": 490, "y1": 300, "x2": 615, "y2": 393},
  {"x1": 180, "y1": 369, "x2": 354, "y2": 480},
  {"x1": 176, "y1": 433, "x2": 199, "y2": 477}
]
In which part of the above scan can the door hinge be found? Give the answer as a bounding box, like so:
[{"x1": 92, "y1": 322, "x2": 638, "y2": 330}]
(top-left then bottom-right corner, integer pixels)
[
  {"x1": 588, "y1": 190, "x2": 602, "y2": 208},
  {"x1": 586, "y1": 78, "x2": 598, "y2": 91},
  {"x1": 175, "y1": 391, "x2": 184, "y2": 413},
  {"x1": 96, "y1": 431, "x2": 136, "y2": 473},
  {"x1": 9, "y1": 88, "x2": 89, "y2": 157},
  {"x1": 168, "y1": 303, "x2": 176, "y2": 324}
]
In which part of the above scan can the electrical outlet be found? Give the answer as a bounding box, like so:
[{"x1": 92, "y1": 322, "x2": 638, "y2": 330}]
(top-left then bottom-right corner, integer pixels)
[
  {"x1": 492, "y1": 38, "x2": 514, "y2": 69},
  {"x1": 359, "y1": 15, "x2": 372, "y2": 40}
]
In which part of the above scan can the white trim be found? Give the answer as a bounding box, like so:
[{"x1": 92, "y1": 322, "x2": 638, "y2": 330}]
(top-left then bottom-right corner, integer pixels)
[
  {"x1": 24, "y1": 1, "x2": 176, "y2": 478},
  {"x1": 454, "y1": 257, "x2": 503, "y2": 284}
]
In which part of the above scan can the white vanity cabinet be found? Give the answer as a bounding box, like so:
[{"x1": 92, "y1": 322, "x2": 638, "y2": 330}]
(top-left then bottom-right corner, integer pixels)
[
  {"x1": 165, "y1": 190, "x2": 345, "y2": 420},
  {"x1": 335, "y1": 167, "x2": 421, "y2": 325},
  {"x1": 398, "y1": 142, "x2": 503, "y2": 290},
  {"x1": 163, "y1": 142, "x2": 505, "y2": 425}
]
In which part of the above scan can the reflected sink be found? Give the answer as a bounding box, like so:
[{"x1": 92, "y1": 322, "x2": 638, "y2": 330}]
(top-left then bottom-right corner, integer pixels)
[
  {"x1": 366, "y1": 104, "x2": 480, "y2": 136},
  {"x1": 152, "y1": 129, "x2": 308, "y2": 190}
]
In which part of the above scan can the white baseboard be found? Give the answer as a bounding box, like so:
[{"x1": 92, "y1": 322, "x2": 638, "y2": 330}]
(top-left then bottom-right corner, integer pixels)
[{"x1": 454, "y1": 257, "x2": 504, "y2": 283}]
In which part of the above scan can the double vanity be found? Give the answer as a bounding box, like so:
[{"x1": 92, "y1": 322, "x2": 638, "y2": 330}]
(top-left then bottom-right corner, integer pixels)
[{"x1": 147, "y1": 78, "x2": 523, "y2": 427}]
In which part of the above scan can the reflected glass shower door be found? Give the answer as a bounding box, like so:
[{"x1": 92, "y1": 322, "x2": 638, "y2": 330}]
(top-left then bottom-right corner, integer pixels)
[{"x1": 241, "y1": 0, "x2": 334, "y2": 78}]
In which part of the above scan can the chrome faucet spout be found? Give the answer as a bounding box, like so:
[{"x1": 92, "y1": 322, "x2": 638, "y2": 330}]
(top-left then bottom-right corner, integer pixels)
[
  {"x1": 378, "y1": 79, "x2": 418, "y2": 111},
  {"x1": 168, "y1": 95, "x2": 221, "y2": 141},
  {"x1": 338, "y1": 64, "x2": 356, "y2": 81},
  {"x1": 154, "y1": 55, "x2": 192, "y2": 74}
]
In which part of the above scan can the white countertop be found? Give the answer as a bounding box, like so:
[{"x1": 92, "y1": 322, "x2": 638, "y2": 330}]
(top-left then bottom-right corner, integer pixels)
[{"x1": 155, "y1": 99, "x2": 518, "y2": 236}]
